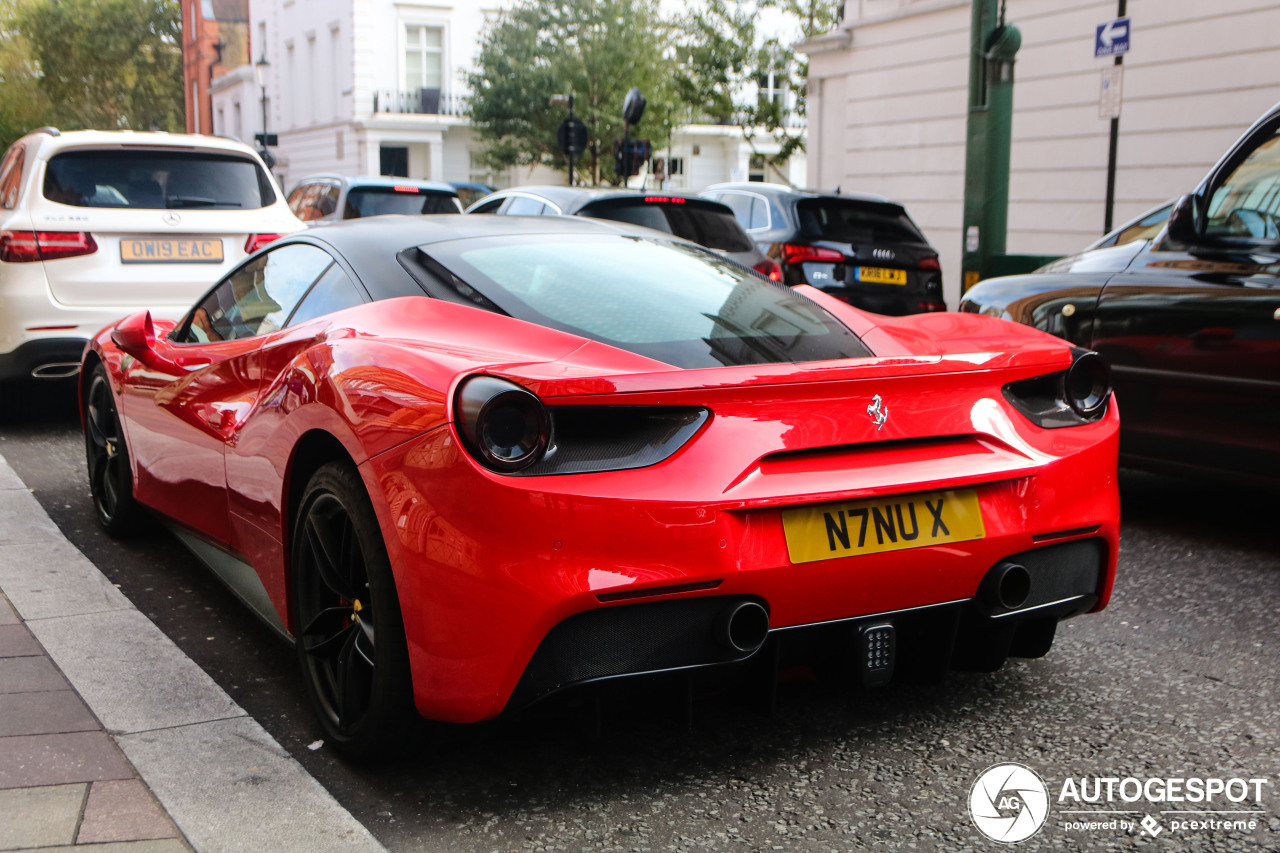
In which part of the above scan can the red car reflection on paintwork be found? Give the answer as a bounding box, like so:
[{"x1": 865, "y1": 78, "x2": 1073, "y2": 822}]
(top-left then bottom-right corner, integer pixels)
[{"x1": 81, "y1": 215, "x2": 1119, "y2": 763}]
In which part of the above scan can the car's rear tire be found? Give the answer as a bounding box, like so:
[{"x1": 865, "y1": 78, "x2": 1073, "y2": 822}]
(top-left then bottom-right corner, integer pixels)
[
  {"x1": 83, "y1": 365, "x2": 145, "y2": 536},
  {"x1": 291, "y1": 461, "x2": 424, "y2": 763}
]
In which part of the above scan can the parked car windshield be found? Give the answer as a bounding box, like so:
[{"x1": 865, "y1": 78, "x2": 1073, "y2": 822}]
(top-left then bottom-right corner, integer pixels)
[
  {"x1": 580, "y1": 199, "x2": 755, "y2": 253},
  {"x1": 345, "y1": 187, "x2": 460, "y2": 218},
  {"x1": 419, "y1": 234, "x2": 871, "y2": 369},
  {"x1": 43, "y1": 150, "x2": 275, "y2": 210},
  {"x1": 797, "y1": 198, "x2": 926, "y2": 244}
]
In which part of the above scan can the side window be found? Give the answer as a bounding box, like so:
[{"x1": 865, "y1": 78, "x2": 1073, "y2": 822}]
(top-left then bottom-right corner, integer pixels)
[
  {"x1": 317, "y1": 182, "x2": 340, "y2": 219},
  {"x1": 0, "y1": 145, "x2": 25, "y2": 210},
  {"x1": 1206, "y1": 131, "x2": 1280, "y2": 241},
  {"x1": 286, "y1": 182, "x2": 309, "y2": 212},
  {"x1": 184, "y1": 244, "x2": 335, "y2": 342},
  {"x1": 748, "y1": 197, "x2": 770, "y2": 230},
  {"x1": 287, "y1": 263, "x2": 366, "y2": 326},
  {"x1": 505, "y1": 196, "x2": 548, "y2": 216},
  {"x1": 469, "y1": 197, "x2": 505, "y2": 214},
  {"x1": 718, "y1": 193, "x2": 754, "y2": 230}
]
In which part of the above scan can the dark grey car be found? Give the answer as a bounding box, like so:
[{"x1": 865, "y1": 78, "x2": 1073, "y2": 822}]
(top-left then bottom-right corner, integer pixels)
[{"x1": 465, "y1": 186, "x2": 777, "y2": 277}]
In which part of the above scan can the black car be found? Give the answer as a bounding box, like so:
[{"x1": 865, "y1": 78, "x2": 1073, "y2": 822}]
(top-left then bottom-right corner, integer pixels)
[
  {"x1": 702, "y1": 183, "x2": 945, "y2": 315},
  {"x1": 464, "y1": 186, "x2": 777, "y2": 277},
  {"x1": 287, "y1": 175, "x2": 462, "y2": 223},
  {"x1": 960, "y1": 101, "x2": 1280, "y2": 488}
]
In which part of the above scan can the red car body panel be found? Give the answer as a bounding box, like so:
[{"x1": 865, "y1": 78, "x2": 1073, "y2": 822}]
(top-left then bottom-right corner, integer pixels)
[{"x1": 86, "y1": 291, "x2": 1120, "y2": 724}]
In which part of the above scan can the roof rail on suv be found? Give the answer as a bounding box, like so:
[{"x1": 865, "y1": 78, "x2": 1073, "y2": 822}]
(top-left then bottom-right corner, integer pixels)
[{"x1": 30, "y1": 127, "x2": 62, "y2": 137}]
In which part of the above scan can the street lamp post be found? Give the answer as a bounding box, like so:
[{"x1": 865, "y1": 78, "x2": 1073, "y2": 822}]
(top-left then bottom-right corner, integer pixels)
[{"x1": 253, "y1": 52, "x2": 275, "y2": 170}]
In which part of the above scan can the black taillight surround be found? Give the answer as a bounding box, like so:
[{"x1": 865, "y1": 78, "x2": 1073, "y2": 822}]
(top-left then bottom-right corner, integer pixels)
[
  {"x1": 456, "y1": 376, "x2": 551, "y2": 473},
  {"x1": 1003, "y1": 349, "x2": 1112, "y2": 429},
  {"x1": 455, "y1": 375, "x2": 709, "y2": 475}
]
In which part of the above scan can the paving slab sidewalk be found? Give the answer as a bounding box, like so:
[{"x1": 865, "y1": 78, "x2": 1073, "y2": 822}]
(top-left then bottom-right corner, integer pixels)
[{"x1": 0, "y1": 452, "x2": 386, "y2": 853}]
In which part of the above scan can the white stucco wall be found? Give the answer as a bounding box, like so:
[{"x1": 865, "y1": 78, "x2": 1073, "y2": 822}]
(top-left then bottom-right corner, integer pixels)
[{"x1": 806, "y1": 0, "x2": 1280, "y2": 309}]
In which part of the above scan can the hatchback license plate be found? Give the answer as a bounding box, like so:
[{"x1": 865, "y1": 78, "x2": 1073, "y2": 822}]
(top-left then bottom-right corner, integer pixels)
[
  {"x1": 120, "y1": 238, "x2": 224, "y2": 264},
  {"x1": 781, "y1": 488, "x2": 984, "y2": 564},
  {"x1": 854, "y1": 265, "x2": 906, "y2": 285}
]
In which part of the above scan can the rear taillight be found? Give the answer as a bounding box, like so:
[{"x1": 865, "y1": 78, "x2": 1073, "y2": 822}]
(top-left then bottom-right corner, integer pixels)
[
  {"x1": 0, "y1": 230, "x2": 98, "y2": 263},
  {"x1": 245, "y1": 233, "x2": 284, "y2": 253},
  {"x1": 918, "y1": 255, "x2": 940, "y2": 270},
  {"x1": 917, "y1": 301, "x2": 948, "y2": 312},
  {"x1": 781, "y1": 243, "x2": 844, "y2": 265},
  {"x1": 753, "y1": 257, "x2": 783, "y2": 281}
]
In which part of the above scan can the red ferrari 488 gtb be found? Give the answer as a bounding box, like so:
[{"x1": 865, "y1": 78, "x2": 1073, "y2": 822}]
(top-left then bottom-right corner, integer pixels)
[{"x1": 81, "y1": 215, "x2": 1119, "y2": 761}]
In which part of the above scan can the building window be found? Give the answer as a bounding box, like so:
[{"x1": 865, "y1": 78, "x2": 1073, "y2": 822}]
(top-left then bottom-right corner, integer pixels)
[
  {"x1": 757, "y1": 69, "x2": 786, "y2": 111},
  {"x1": 215, "y1": 107, "x2": 224, "y2": 136},
  {"x1": 749, "y1": 154, "x2": 766, "y2": 182},
  {"x1": 667, "y1": 157, "x2": 684, "y2": 176},
  {"x1": 233, "y1": 102, "x2": 242, "y2": 141},
  {"x1": 404, "y1": 25, "x2": 443, "y2": 93}
]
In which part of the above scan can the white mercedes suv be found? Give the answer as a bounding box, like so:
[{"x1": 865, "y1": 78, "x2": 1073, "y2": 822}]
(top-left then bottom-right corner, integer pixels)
[{"x1": 0, "y1": 128, "x2": 302, "y2": 385}]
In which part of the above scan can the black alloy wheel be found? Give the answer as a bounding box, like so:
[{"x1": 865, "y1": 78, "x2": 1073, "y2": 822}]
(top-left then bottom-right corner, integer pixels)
[
  {"x1": 292, "y1": 461, "x2": 422, "y2": 762},
  {"x1": 83, "y1": 365, "x2": 143, "y2": 535}
]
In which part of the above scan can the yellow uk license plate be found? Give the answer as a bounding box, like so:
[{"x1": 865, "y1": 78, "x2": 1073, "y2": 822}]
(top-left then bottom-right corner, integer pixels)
[
  {"x1": 781, "y1": 488, "x2": 985, "y2": 564},
  {"x1": 855, "y1": 265, "x2": 907, "y2": 285},
  {"x1": 120, "y1": 238, "x2": 224, "y2": 264}
]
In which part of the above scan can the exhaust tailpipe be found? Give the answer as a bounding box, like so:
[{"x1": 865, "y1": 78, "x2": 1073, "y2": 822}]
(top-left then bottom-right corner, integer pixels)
[
  {"x1": 31, "y1": 362, "x2": 81, "y2": 379},
  {"x1": 714, "y1": 600, "x2": 769, "y2": 654},
  {"x1": 984, "y1": 561, "x2": 1032, "y2": 611}
]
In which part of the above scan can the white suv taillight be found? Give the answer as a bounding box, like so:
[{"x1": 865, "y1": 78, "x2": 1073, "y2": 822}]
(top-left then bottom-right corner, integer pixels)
[
  {"x1": 0, "y1": 230, "x2": 98, "y2": 263},
  {"x1": 245, "y1": 233, "x2": 285, "y2": 253}
]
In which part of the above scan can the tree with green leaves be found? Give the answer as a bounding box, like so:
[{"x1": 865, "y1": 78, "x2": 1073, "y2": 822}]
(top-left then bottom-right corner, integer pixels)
[
  {"x1": 0, "y1": 0, "x2": 182, "y2": 147},
  {"x1": 675, "y1": 0, "x2": 841, "y2": 185},
  {"x1": 0, "y1": 3, "x2": 48, "y2": 149},
  {"x1": 467, "y1": 0, "x2": 680, "y2": 186}
]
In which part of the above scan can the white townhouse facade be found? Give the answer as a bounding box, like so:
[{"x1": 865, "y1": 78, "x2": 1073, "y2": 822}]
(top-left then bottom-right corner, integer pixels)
[
  {"x1": 212, "y1": 0, "x2": 517, "y2": 191},
  {"x1": 802, "y1": 0, "x2": 1280, "y2": 308},
  {"x1": 206, "y1": 0, "x2": 808, "y2": 194}
]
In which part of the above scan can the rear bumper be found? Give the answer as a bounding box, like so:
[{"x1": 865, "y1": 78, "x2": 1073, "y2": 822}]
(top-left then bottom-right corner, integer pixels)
[
  {"x1": 363, "y1": 411, "x2": 1120, "y2": 724},
  {"x1": 506, "y1": 537, "x2": 1104, "y2": 711},
  {"x1": 0, "y1": 337, "x2": 86, "y2": 381}
]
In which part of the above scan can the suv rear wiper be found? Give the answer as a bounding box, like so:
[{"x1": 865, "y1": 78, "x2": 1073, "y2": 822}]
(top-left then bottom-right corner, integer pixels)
[{"x1": 167, "y1": 197, "x2": 243, "y2": 208}]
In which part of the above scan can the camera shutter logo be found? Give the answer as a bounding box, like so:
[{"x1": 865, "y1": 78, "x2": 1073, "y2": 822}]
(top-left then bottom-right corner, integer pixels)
[{"x1": 969, "y1": 763, "x2": 1050, "y2": 843}]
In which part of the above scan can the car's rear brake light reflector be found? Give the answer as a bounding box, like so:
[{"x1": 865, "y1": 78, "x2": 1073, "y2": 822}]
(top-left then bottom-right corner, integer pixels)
[
  {"x1": 781, "y1": 243, "x2": 844, "y2": 265},
  {"x1": 26, "y1": 325, "x2": 80, "y2": 331},
  {"x1": 393, "y1": 185, "x2": 421, "y2": 193},
  {"x1": 643, "y1": 196, "x2": 684, "y2": 203},
  {"x1": 245, "y1": 233, "x2": 284, "y2": 253},
  {"x1": 918, "y1": 255, "x2": 941, "y2": 270},
  {"x1": 0, "y1": 230, "x2": 98, "y2": 263},
  {"x1": 753, "y1": 257, "x2": 784, "y2": 281}
]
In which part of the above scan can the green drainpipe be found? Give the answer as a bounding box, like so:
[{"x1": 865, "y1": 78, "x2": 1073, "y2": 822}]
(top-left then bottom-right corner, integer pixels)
[{"x1": 961, "y1": 0, "x2": 1021, "y2": 293}]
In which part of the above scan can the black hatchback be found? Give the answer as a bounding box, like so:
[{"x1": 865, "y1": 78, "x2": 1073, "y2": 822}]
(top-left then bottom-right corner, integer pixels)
[{"x1": 702, "y1": 183, "x2": 945, "y2": 315}]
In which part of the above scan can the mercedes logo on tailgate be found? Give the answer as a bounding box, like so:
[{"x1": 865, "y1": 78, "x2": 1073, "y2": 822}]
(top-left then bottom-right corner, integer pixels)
[{"x1": 163, "y1": 212, "x2": 181, "y2": 226}]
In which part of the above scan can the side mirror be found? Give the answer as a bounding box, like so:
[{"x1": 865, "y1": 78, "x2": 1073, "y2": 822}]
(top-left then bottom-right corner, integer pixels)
[
  {"x1": 110, "y1": 311, "x2": 157, "y2": 359},
  {"x1": 1165, "y1": 193, "x2": 1201, "y2": 246}
]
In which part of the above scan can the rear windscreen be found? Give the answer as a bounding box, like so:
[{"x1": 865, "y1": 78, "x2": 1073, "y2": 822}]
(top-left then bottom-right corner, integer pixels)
[
  {"x1": 417, "y1": 233, "x2": 871, "y2": 369},
  {"x1": 797, "y1": 198, "x2": 926, "y2": 244},
  {"x1": 344, "y1": 187, "x2": 460, "y2": 218},
  {"x1": 43, "y1": 150, "x2": 275, "y2": 210},
  {"x1": 581, "y1": 199, "x2": 754, "y2": 253}
]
